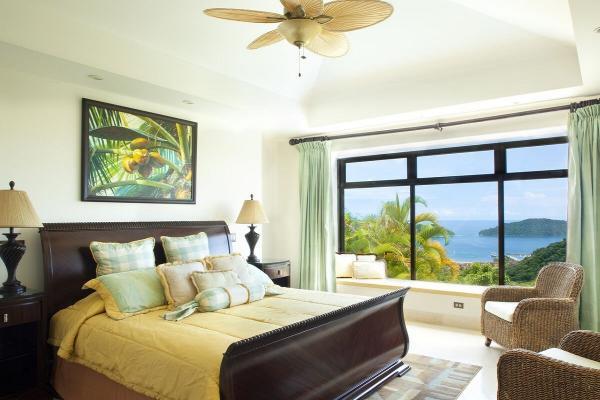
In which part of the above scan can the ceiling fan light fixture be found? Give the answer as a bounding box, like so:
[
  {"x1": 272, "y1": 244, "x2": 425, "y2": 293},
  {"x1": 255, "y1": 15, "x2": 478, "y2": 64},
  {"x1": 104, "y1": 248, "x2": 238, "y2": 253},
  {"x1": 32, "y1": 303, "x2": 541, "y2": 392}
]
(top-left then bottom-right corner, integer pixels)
[{"x1": 277, "y1": 19, "x2": 322, "y2": 47}]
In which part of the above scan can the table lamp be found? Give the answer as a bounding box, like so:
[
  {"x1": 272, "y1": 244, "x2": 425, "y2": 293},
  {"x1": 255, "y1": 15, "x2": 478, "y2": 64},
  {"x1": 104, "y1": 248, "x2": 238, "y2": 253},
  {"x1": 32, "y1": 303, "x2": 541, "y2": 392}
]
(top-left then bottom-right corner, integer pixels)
[
  {"x1": 0, "y1": 181, "x2": 42, "y2": 295},
  {"x1": 236, "y1": 194, "x2": 269, "y2": 263}
]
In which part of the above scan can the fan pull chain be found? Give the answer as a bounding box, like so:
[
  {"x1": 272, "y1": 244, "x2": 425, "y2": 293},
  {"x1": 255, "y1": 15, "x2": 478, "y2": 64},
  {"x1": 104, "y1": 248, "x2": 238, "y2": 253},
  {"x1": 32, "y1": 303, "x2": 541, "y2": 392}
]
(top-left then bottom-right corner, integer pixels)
[{"x1": 298, "y1": 44, "x2": 307, "y2": 78}]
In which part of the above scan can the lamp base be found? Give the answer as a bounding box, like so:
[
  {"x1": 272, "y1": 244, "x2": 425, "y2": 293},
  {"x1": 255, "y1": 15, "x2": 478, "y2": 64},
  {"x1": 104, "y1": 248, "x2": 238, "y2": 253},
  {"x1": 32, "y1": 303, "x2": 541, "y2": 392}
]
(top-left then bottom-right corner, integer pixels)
[
  {"x1": 0, "y1": 232, "x2": 27, "y2": 296},
  {"x1": 245, "y1": 225, "x2": 260, "y2": 264}
]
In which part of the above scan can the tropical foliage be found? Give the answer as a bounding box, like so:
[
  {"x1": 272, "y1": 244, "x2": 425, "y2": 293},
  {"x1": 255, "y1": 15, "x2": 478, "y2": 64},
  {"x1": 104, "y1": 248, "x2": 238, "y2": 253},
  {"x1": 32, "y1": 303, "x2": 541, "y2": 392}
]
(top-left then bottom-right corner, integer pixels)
[
  {"x1": 344, "y1": 196, "x2": 564, "y2": 286},
  {"x1": 345, "y1": 195, "x2": 458, "y2": 281},
  {"x1": 86, "y1": 105, "x2": 194, "y2": 200}
]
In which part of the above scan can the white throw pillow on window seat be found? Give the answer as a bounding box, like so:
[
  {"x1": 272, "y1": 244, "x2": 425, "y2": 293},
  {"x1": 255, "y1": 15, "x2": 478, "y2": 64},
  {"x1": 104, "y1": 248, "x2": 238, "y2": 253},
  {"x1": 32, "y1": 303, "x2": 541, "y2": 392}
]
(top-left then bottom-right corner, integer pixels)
[
  {"x1": 484, "y1": 301, "x2": 519, "y2": 322},
  {"x1": 335, "y1": 253, "x2": 357, "y2": 278},
  {"x1": 352, "y1": 260, "x2": 386, "y2": 279}
]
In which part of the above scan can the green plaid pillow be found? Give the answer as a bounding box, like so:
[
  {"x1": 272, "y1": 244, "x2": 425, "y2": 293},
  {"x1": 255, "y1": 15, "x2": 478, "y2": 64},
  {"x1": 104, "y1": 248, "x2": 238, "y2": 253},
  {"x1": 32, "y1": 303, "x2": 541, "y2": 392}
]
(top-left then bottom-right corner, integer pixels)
[
  {"x1": 161, "y1": 232, "x2": 209, "y2": 263},
  {"x1": 90, "y1": 237, "x2": 156, "y2": 276}
]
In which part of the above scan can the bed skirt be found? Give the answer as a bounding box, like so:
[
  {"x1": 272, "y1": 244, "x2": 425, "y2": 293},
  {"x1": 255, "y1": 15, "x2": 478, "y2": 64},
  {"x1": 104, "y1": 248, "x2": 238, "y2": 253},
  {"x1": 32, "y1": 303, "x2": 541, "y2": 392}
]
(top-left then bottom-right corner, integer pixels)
[{"x1": 53, "y1": 355, "x2": 152, "y2": 400}]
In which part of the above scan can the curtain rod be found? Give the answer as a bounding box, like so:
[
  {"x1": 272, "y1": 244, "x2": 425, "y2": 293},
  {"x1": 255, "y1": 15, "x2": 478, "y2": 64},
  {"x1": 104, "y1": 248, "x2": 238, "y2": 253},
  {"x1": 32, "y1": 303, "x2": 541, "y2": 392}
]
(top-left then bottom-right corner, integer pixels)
[{"x1": 288, "y1": 97, "x2": 600, "y2": 146}]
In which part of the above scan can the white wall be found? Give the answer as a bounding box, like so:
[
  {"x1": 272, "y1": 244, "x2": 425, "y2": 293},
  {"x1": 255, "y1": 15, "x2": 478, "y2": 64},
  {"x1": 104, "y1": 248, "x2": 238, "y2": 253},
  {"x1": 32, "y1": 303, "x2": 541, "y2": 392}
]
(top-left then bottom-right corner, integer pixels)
[{"x1": 0, "y1": 67, "x2": 264, "y2": 291}]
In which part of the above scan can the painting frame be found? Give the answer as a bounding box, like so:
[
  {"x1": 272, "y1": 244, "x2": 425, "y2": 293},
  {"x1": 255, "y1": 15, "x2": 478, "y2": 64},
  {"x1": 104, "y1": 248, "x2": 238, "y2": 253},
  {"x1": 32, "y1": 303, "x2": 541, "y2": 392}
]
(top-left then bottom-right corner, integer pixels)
[{"x1": 81, "y1": 98, "x2": 197, "y2": 204}]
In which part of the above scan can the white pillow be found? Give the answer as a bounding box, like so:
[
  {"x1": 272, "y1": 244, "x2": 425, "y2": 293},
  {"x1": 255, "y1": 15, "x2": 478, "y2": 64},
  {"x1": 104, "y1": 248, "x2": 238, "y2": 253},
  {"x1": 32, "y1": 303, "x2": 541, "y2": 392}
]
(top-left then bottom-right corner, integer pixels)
[
  {"x1": 206, "y1": 254, "x2": 276, "y2": 288},
  {"x1": 356, "y1": 254, "x2": 377, "y2": 262},
  {"x1": 352, "y1": 260, "x2": 386, "y2": 279},
  {"x1": 335, "y1": 253, "x2": 357, "y2": 278},
  {"x1": 246, "y1": 264, "x2": 275, "y2": 287}
]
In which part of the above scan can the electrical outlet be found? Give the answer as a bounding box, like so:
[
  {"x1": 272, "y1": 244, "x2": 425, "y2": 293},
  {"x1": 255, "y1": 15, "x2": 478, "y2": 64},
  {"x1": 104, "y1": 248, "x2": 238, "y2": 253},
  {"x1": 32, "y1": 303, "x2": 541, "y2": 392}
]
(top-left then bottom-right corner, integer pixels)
[{"x1": 453, "y1": 302, "x2": 464, "y2": 309}]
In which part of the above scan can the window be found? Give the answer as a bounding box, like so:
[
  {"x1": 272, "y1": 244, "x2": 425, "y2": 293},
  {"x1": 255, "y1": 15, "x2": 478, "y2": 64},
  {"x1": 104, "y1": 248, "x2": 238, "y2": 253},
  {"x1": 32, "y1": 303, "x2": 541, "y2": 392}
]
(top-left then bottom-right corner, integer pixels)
[
  {"x1": 507, "y1": 143, "x2": 568, "y2": 173},
  {"x1": 418, "y1": 151, "x2": 494, "y2": 178},
  {"x1": 503, "y1": 178, "x2": 568, "y2": 286},
  {"x1": 339, "y1": 137, "x2": 568, "y2": 286},
  {"x1": 344, "y1": 187, "x2": 411, "y2": 279},
  {"x1": 415, "y1": 182, "x2": 498, "y2": 285},
  {"x1": 346, "y1": 158, "x2": 407, "y2": 182}
]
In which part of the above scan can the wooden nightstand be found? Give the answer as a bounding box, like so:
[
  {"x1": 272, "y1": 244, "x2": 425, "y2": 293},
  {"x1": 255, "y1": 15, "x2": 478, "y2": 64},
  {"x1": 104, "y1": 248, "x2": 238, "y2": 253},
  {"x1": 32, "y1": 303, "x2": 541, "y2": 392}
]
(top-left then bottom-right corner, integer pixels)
[
  {"x1": 249, "y1": 259, "x2": 291, "y2": 288},
  {"x1": 0, "y1": 290, "x2": 46, "y2": 397}
]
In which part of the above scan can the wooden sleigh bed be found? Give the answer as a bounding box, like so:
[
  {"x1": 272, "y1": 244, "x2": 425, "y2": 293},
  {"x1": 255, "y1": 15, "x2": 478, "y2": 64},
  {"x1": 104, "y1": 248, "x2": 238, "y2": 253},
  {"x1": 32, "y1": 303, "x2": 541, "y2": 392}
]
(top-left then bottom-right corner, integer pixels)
[{"x1": 40, "y1": 221, "x2": 410, "y2": 400}]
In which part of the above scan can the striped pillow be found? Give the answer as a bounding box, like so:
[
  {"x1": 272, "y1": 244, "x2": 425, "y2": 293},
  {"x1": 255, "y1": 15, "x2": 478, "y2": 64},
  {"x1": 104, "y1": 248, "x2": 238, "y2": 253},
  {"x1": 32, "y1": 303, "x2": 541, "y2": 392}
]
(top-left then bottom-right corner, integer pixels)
[
  {"x1": 90, "y1": 237, "x2": 155, "y2": 276},
  {"x1": 161, "y1": 232, "x2": 210, "y2": 263},
  {"x1": 195, "y1": 283, "x2": 266, "y2": 313}
]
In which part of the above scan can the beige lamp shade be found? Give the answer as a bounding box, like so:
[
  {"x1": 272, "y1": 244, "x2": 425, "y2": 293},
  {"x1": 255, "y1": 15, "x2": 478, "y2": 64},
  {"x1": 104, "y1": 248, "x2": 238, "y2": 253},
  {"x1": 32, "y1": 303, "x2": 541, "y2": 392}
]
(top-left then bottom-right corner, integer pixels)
[
  {"x1": 236, "y1": 195, "x2": 269, "y2": 225},
  {"x1": 0, "y1": 184, "x2": 42, "y2": 228}
]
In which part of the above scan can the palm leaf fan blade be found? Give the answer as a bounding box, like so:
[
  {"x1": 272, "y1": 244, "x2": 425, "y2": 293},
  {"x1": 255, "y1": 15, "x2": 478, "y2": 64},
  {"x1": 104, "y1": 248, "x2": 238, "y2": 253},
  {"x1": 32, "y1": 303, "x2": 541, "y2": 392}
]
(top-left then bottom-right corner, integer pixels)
[
  {"x1": 322, "y1": 0, "x2": 393, "y2": 32},
  {"x1": 305, "y1": 30, "x2": 349, "y2": 57},
  {"x1": 248, "y1": 30, "x2": 284, "y2": 49},
  {"x1": 280, "y1": 0, "x2": 324, "y2": 17},
  {"x1": 203, "y1": 8, "x2": 286, "y2": 23}
]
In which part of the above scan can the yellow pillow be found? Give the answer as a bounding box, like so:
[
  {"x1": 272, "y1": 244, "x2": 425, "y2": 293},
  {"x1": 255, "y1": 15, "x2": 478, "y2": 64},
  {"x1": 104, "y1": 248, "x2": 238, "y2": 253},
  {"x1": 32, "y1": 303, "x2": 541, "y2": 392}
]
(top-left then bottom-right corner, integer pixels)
[{"x1": 156, "y1": 261, "x2": 207, "y2": 309}]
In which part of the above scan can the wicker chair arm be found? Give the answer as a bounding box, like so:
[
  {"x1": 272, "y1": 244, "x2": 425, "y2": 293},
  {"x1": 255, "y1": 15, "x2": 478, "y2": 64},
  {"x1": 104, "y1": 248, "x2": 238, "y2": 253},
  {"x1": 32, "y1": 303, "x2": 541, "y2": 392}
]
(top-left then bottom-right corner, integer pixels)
[
  {"x1": 481, "y1": 286, "x2": 537, "y2": 303},
  {"x1": 498, "y1": 349, "x2": 600, "y2": 400},
  {"x1": 513, "y1": 298, "x2": 575, "y2": 323},
  {"x1": 560, "y1": 330, "x2": 600, "y2": 362}
]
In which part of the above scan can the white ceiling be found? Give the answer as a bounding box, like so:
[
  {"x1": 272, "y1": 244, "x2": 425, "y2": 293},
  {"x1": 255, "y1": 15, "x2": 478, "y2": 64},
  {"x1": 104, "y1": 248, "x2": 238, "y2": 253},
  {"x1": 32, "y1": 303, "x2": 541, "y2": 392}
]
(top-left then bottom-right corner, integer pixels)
[{"x1": 0, "y1": 0, "x2": 597, "y2": 132}]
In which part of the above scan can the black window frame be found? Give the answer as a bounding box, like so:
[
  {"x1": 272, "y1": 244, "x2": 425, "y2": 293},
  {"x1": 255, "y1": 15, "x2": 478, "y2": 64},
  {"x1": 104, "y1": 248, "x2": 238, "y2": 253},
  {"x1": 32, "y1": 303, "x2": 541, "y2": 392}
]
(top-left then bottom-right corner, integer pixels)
[{"x1": 337, "y1": 136, "x2": 569, "y2": 285}]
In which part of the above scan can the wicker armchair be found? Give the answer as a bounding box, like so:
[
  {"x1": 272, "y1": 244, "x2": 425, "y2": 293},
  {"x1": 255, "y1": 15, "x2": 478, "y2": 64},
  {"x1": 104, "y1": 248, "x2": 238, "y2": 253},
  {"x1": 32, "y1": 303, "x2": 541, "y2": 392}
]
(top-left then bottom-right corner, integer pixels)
[
  {"x1": 497, "y1": 330, "x2": 600, "y2": 400},
  {"x1": 481, "y1": 262, "x2": 584, "y2": 351}
]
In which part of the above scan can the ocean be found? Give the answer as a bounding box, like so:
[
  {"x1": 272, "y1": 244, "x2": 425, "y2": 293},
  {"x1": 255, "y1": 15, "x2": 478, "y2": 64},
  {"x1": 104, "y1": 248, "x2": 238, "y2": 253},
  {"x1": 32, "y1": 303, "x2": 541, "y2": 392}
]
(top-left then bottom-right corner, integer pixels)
[{"x1": 438, "y1": 220, "x2": 565, "y2": 263}]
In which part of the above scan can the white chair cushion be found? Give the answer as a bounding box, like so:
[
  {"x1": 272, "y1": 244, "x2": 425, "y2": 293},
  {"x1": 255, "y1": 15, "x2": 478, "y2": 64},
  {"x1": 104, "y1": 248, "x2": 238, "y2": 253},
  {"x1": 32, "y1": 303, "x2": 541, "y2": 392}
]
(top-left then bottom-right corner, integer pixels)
[
  {"x1": 540, "y1": 348, "x2": 600, "y2": 370},
  {"x1": 352, "y1": 260, "x2": 386, "y2": 279},
  {"x1": 335, "y1": 253, "x2": 357, "y2": 278},
  {"x1": 484, "y1": 301, "x2": 519, "y2": 322}
]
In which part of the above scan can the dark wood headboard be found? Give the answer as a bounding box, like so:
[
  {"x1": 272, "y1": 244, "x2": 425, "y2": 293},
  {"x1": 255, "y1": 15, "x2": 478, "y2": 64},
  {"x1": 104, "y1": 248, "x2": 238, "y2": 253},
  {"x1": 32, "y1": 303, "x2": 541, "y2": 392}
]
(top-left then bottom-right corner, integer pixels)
[{"x1": 40, "y1": 221, "x2": 231, "y2": 317}]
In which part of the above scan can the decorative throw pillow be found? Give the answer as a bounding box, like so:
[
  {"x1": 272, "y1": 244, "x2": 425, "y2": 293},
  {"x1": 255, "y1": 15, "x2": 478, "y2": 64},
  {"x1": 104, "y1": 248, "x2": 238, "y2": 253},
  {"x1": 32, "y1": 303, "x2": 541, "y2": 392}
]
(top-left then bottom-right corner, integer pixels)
[
  {"x1": 352, "y1": 260, "x2": 387, "y2": 279},
  {"x1": 83, "y1": 268, "x2": 166, "y2": 320},
  {"x1": 204, "y1": 254, "x2": 253, "y2": 283},
  {"x1": 190, "y1": 270, "x2": 241, "y2": 293},
  {"x1": 196, "y1": 283, "x2": 266, "y2": 313},
  {"x1": 156, "y1": 261, "x2": 207, "y2": 309},
  {"x1": 246, "y1": 264, "x2": 275, "y2": 288},
  {"x1": 356, "y1": 254, "x2": 377, "y2": 262},
  {"x1": 335, "y1": 253, "x2": 357, "y2": 278},
  {"x1": 90, "y1": 237, "x2": 155, "y2": 276},
  {"x1": 161, "y1": 232, "x2": 210, "y2": 263}
]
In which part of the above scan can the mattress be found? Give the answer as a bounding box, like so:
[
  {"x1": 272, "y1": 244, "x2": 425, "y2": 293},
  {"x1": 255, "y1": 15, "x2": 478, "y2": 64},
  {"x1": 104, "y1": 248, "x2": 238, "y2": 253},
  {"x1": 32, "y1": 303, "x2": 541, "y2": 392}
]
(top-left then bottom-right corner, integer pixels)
[{"x1": 49, "y1": 288, "x2": 367, "y2": 400}]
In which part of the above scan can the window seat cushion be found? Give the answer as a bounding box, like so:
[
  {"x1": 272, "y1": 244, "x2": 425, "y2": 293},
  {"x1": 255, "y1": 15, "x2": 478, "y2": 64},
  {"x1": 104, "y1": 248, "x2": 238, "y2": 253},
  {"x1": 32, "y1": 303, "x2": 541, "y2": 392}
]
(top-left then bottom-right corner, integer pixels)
[{"x1": 484, "y1": 301, "x2": 519, "y2": 322}]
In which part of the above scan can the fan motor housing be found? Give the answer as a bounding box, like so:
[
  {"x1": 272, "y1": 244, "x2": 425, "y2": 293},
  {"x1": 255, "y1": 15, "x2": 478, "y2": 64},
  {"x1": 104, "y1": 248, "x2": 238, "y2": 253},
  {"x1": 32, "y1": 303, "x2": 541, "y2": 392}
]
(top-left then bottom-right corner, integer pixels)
[{"x1": 278, "y1": 19, "x2": 322, "y2": 47}]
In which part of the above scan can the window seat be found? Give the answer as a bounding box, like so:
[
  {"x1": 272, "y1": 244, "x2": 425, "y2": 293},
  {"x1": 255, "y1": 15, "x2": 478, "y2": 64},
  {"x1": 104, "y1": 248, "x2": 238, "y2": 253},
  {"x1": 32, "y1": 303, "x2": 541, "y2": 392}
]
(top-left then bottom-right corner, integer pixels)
[
  {"x1": 336, "y1": 278, "x2": 486, "y2": 298},
  {"x1": 336, "y1": 278, "x2": 487, "y2": 330}
]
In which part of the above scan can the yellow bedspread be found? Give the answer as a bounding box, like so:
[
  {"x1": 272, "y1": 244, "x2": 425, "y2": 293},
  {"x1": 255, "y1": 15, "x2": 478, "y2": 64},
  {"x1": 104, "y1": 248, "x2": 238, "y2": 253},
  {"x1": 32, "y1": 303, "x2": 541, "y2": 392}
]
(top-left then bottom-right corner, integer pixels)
[{"x1": 49, "y1": 288, "x2": 367, "y2": 400}]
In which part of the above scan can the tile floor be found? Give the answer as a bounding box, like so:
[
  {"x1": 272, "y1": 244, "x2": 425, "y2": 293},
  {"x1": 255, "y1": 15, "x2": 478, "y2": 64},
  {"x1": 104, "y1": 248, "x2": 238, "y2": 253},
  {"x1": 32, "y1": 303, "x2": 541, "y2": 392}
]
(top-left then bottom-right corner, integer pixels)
[{"x1": 406, "y1": 321, "x2": 505, "y2": 400}]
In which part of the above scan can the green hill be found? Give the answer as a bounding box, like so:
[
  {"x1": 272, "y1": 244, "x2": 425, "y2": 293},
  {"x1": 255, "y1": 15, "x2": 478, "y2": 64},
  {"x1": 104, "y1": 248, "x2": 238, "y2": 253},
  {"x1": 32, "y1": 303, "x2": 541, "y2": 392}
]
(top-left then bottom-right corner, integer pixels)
[
  {"x1": 507, "y1": 239, "x2": 567, "y2": 282},
  {"x1": 479, "y1": 218, "x2": 567, "y2": 237}
]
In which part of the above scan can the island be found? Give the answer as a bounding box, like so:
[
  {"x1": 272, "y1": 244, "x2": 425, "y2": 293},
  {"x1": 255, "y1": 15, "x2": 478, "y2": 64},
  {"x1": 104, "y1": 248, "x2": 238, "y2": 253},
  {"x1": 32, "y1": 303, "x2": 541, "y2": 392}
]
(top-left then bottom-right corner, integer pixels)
[{"x1": 479, "y1": 218, "x2": 567, "y2": 237}]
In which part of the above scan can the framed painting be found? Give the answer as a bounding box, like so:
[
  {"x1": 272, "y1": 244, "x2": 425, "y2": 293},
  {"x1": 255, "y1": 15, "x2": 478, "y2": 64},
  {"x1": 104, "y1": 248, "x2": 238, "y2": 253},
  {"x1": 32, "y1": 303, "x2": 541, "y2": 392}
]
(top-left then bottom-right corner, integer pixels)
[{"x1": 82, "y1": 99, "x2": 197, "y2": 204}]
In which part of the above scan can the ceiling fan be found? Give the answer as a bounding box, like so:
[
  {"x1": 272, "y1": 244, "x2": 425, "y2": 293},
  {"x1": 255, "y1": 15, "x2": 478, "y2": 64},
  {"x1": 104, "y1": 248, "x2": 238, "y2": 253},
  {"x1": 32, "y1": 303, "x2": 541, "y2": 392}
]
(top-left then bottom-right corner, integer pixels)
[{"x1": 204, "y1": 0, "x2": 393, "y2": 63}]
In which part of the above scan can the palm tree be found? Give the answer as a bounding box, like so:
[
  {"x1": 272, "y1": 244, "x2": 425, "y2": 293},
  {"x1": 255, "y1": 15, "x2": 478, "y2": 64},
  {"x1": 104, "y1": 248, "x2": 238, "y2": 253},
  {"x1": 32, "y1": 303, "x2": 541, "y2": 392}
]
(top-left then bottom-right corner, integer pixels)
[{"x1": 345, "y1": 195, "x2": 458, "y2": 281}]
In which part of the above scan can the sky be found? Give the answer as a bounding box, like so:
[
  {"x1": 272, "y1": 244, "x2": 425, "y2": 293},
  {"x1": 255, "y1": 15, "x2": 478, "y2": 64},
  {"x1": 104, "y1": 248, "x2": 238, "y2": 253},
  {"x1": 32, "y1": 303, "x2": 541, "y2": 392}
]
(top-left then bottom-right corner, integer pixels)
[{"x1": 345, "y1": 143, "x2": 568, "y2": 221}]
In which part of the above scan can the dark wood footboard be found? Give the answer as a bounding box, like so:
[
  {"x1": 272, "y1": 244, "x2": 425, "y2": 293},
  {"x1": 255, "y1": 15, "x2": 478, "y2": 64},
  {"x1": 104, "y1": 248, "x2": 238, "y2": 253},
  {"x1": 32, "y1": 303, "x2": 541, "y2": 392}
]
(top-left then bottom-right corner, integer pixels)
[{"x1": 219, "y1": 288, "x2": 410, "y2": 400}]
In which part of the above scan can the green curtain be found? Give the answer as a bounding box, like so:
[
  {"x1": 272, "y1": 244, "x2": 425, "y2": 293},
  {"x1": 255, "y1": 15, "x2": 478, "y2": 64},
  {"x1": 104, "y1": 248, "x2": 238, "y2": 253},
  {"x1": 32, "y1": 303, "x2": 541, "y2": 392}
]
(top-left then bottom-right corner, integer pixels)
[
  {"x1": 297, "y1": 141, "x2": 335, "y2": 291},
  {"x1": 567, "y1": 103, "x2": 600, "y2": 331}
]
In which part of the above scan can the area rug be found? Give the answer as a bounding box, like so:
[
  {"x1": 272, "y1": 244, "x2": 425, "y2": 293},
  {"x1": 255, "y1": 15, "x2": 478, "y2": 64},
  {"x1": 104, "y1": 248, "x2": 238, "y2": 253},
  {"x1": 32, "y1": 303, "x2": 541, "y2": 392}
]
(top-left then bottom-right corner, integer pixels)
[{"x1": 368, "y1": 354, "x2": 482, "y2": 400}]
